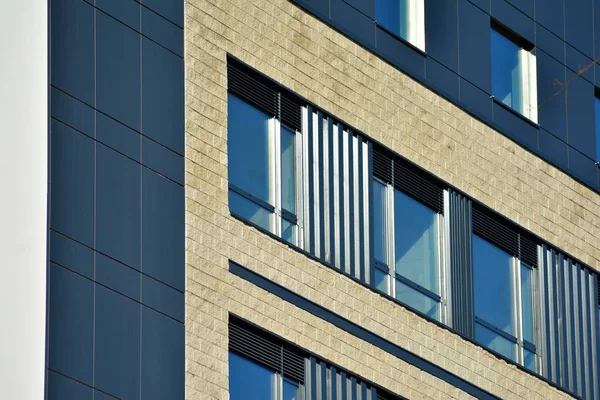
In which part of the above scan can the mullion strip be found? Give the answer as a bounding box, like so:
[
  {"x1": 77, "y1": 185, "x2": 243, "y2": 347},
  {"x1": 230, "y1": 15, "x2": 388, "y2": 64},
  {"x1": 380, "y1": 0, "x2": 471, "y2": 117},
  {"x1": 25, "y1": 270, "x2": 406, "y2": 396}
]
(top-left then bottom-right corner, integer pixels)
[
  {"x1": 338, "y1": 125, "x2": 346, "y2": 275},
  {"x1": 357, "y1": 136, "x2": 365, "y2": 282},
  {"x1": 307, "y1": 106, "x2": 315, "y2": 255},
  {"x1": 328, "y1": 118, "x2": 336, "y2": 269},
  {"x1": 318, "y1": 113, "x2": 326, "y2": 262},
  {"x1": 348, "y1": 130, "x2": 355, "y2": 277}
]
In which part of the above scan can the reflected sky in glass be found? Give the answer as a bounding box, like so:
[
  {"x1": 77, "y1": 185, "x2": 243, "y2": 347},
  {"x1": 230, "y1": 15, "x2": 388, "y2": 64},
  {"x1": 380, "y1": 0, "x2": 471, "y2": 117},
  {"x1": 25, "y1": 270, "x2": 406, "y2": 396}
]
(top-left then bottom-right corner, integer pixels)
[
  {"x1": 283, "y1": 380, "x2": 299, "y2": 400},
  {"x1": 521, "y1": 265, "x2": 534, "y2": 343},
  {"x1": 475, "y1": 322, "x2": 516, "y2": 362},
  {"x1": 396, "y1": 279, "x2": 438, "y2": 320},
  {"x1": 376, "y1": 0, "x2": 409, "y2": 40},
  {"x1": 373, "y1": 180, "x2": 387, "y2": 263},
  {"x1": 394, "y1": 190, "x2": 438, "y2": 293},
  {"x1": 374, "y1": 267, "x2": 390, "y2": 295},
  {"x1": 473, "y1": 235, "x2": 514, "y2": 335},
  {"x1": 228, "y1": 93, "x2": 272, "y2": 204},
  {"x1": 229, "y1": 352, "x2": 275, "y2": 400},
  {"x1": 491, "y1": 29, "x2": 523, "y2": 113},
  {"x1": 281, "y1": 126, "x2": 295, "y2": 214},
  {"x1": 229, "y1": 190, "x2": 272, "y2": 232}
]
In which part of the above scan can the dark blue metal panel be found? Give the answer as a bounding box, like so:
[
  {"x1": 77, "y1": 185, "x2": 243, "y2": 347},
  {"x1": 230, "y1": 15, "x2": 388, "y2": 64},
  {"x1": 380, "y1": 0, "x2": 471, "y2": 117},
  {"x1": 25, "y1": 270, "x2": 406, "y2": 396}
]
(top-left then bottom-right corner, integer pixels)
[
  {"x1": 96, "y1": 144, "x2": 142, "y2": 270},
  {"x1": 50, "y1": 231, "x2": 94, "y2": 280},
  {"x1": 458, "y1": 0, "x2": 491, "y2": 93},
  {"x1": 566, "y1": 73, "x2": 596, "y2": 159},
  {"x1": 47, "y1": 371, "x2": 92, "y2": 400},
  {"x1": 566, "y1": 44, "x2": 594, "y2": 84},
  {"x1": 535, "y1": 0, "x2": 564, "y2": 38},
  {"x1": 538, "y1": 129, "x2": 568, "y2": 176},
  {"x1": 537, "y1": 50, "x2": 567, "y2": 141},
  {"x1": 344, "y1": 0, "x2": 374, "y2": 18},
  {"x1": 331, "y1": 0, "x2": 376, "y2": 48},
  {"x1": 505, "y1": 0, "x2": 533, "y2": 18},
  {"x1": 142, "y1": 275, "x2": 185, "y2": 322},
  {"x1": 50, "y1": 88, "x2": 95, "y2": 137},
  {"x1": 536, "y1": 24, "x2": 565, "y2": 63},
  {"x1": 96, "y1": 113, "x2": 141, "y2": 162},
  {"x1": 426, "y1": 58, "x2": 459, "y2": 101},
  {"x1": 425, "y1": 0, "x2": 458, "y2": 72},
  {"x1": 568, "y1": 147, "x2": 598, "y2": 188},
  {"x1": 142, "y1": 136, "x2": 185, "y2": 185},
  {"x1": 459, "y1": 78, "x2": 493, "y2": 121},
  {"x1": 96, "y1": 12, "x2": 141, "y2": 131},
  {"x1": 565, "y1": 0, "x2": 594, "y2": 58},
  {"x1": 492, "y1": 102, "x2": 538, "y2": 151},
  {"x1": 141, "y1": 6, "x2": 183, "y2": 56},
  {"x1": 48, "y1": 264, "x2": 94, "y2": 385},
  {"x1": 141, "y1": 0, "x2": 184, "y2": 27},
  {"x1": 51, "y1": 0, "x2": 95, "y2": 105},
  {"x1": 96, "y1": 253, "x2": 141, "y2": 301},
  {"x1": 469, "y1": 0, "x2": 490, "y2": 13},
  {"x1": 376, "y1": 27, "x2": 425, "y2": 79},
  {"x1": 95, "y1": 285, "x2": 141, "y2": 400},
  {"x1": 141, "y1": 307, "x2": 185, "y2": 400},
  {"x1": 142, "y1": 167, "x2": 185, "y2": 291},
  {"x1": 491, "y1": 0, "x2": 534, "y2": 44},
  {"x1": 50, "y1": 120, "x2": 95, "y2": 247},
  {"x1": 142, "y1": 38, "x2": 185, "y2": 154},
  {"x1": 96, "y1": 0, "x2": 140, "y2": 30}
]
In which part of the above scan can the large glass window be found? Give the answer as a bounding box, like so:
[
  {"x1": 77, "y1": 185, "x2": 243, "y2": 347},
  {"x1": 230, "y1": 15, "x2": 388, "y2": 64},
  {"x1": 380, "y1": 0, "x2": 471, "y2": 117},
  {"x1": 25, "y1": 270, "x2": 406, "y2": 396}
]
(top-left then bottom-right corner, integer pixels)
[
  {"x1": 491, "y1": 28, "x2": 537, "y2": 123},
  {"x1": 375, "y1": 0, "x2": 425, "y2": 51},
  {"x1": 472, "y1": 235, "x2": 538, "y2": 370},
  {"x1": 372, "y1": 179, "x2": 443, "y2": 322},
  {"x1": 229, "y1": 352, "x2": 301, "y2": 400},
  {"x1": 228, "y1": 93, "x2": 302, "y2": 244}
]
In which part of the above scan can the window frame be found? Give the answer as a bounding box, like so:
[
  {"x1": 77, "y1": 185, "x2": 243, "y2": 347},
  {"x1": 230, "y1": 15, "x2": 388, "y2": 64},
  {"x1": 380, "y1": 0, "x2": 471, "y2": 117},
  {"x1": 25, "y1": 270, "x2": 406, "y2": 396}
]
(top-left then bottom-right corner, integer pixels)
[
  {"x1": 372, "y1": 177, "x2": 447, "y2": 323},
  {"x1": 375, "y1": 0, "x2": 426, "y2": 52},
  {"x1": 472, "y1": 234, "x2": 541, "y2": 371},
  {"x1": 227, "y1": 94, "x2": 304, "y2": 246},
  {"x1": 490, "y1": 25, "x2": 538, "y2": 123}
]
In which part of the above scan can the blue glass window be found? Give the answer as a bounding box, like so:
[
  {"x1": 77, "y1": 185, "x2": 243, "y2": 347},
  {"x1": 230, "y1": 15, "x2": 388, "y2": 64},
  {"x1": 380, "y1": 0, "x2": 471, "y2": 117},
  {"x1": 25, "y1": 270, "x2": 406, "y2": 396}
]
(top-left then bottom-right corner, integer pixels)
[
  {"x1": 490, "y1": 29, "x2": 537, "y2": 122},
  {"x1": 229, "y1": 352, "x2": 276, "y2": 400},
  {"x1": 283, "y1": 380, "x2": 299, "y2": 400},
  {"x1": 375, "y1": 0, "x2": 425, "y2": 50},
  {"x1": 521, "y1": 265, "x2": 534, "y2": 344},
  {"x1": 227, "y1": 94, "x2": 301, "y2": 244},
  {"x1": 394, "y1": 190, "x2": 438, "y2": 294},
  {"x1": 373, "y1": 180, "x2": 387, "y2": 264},
  {"x1": 228, "y1": 94, "x2": 272, "y2": 205}
]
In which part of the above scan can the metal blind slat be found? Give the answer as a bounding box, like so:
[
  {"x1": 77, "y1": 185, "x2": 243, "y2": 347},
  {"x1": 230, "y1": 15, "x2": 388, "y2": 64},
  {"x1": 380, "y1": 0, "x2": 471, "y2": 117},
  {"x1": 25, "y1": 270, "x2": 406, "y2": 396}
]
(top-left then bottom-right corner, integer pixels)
[
  {"x1": 227, "y1": 63, "x2": 278, "y2": 116},
  {"x1": 394, "y1": 159, "x2": 444, "y2": 213}
]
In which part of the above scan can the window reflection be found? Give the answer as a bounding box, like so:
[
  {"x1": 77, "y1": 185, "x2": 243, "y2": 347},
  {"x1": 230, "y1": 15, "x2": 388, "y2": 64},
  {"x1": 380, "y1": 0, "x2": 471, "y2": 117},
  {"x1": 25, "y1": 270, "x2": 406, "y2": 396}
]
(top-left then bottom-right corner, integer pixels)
[
  {"x1": 394, "y1": 190, "x2": 438, "y2": 294},
  {"x1": 283, "y1": 380, "x2": 299, "y2": 400},
  {"x1": 373, "y1": 180, "x2": 387, "y2": 263},
  {"x1": 473, "y1": 235, "x2": 514, "y2": 335},
  {"x1": 281, "y1": 126, "x2": 296, "y2": 214},
  {"x1": 228, "y1": 93, "x2": 272, "y2": 204},
  {"x1": 229, "y1": 352, "x2": 276, "y2": 400}
]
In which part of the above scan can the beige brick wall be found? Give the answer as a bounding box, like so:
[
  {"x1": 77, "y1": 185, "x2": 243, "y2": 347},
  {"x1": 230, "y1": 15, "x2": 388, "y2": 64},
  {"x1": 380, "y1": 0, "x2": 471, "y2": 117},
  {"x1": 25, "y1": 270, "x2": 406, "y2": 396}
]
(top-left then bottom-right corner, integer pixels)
[{"x1": 184, "y1": 0, "x2": 588, "y2": 398}]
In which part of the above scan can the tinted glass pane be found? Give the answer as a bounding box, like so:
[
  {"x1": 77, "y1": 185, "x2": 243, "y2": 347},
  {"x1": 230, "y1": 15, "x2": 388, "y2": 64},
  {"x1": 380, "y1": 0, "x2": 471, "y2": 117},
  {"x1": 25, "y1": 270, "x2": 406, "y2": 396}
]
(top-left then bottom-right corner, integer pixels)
[
  {"x1": 394, "y1": 190, "x2": 438, "y2": 293},
  {"x1": 373, "y1": 180, "x2": 387, "y2": 263},
  {"x1": 473, "y1": 235, "x2": 514, "y2": 335},
  {"x1": 228, "y1": 94, "x2": 272, "y2": 204},
  {"x1": 229, "y1": 352, "x2": 275, "y2": 400},
  {"x1": 475, "y1": 322, "x2": 516, "y2": 361},
  {"x1": 491, "y1": 29, "x2": 523, "y2": 113},
  {"x1": 282, "y1": 218, "x2": 296, "y2": 245},
  {"x1": 595, "y1": 97, "x2": 600, "y2": 161},
  {"x1": 281, "y1": 126, "x2": 296, "y2": 214},
  {"x1": 376, "y1": 0, "x2": 408, "y2": 40},
  {"x1": 229, "y1": 190, "x2": 273, "y2": 232},
  {"x1": 374, "y1": 268, "x2": 390, "y2": 294},
  {"x1": 524, "y1": 348, "x2": 536, "y2": 372},
  {"x1": 395, "y1": 280, "x2": 439, "y2": 319},
  {"x1": 521, "y1": 265, "x2": 534, "y2": 343},
  {"x1": 283, "y1": 380, "x2": 299, "y2": 400}
]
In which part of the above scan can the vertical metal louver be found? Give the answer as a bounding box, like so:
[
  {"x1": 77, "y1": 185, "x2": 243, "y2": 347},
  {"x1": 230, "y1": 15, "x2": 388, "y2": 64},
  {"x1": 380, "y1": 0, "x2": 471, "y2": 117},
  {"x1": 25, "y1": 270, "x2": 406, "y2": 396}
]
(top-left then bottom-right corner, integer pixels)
[
  {"x1": 448, "y1": 190, "x2": 474, "y2": 337},
  {"x1": 228, "y1": 317, "x2": 305, "y2": 383},
  {"x1": 305, "y1": 357, "x2": 379, "y2": 400},
  {"x1": 539, "y1": 246, "x2": 599, "y2": 399},
  {"x1": 304, "y1": 110, "x2": 371, "y2": 284},
  {"x1": 227, "y1": 58, "x2": 302, "y2": 132}
]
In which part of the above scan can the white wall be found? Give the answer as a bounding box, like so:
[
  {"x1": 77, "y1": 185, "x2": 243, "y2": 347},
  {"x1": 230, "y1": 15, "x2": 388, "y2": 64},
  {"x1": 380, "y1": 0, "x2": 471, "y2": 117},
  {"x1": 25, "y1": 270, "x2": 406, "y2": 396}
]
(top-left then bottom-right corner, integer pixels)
[{"x1": 0, "y1": 1, "x2": 48, "y2": 399}]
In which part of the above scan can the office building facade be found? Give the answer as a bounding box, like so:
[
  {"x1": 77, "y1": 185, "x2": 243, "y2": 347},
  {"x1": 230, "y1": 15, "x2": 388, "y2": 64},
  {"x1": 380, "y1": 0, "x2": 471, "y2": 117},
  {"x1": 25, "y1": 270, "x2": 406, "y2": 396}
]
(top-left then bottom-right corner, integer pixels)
[{"x1": 3, "y1": 0, "x2": 600, "y2": 399}]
